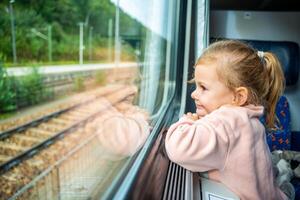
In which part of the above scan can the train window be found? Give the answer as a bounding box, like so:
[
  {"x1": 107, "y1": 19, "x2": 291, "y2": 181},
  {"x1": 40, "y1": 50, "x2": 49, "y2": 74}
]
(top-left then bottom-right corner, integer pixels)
[{"x1": 0, "y1": 0, "x2": 179, "y2": 199}]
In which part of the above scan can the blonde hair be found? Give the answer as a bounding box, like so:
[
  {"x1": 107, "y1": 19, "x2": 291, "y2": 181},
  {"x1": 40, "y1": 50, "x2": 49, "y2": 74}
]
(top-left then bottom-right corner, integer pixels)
[{"x1": 196, "y1": 40, "x2": 285, "y2": 129}]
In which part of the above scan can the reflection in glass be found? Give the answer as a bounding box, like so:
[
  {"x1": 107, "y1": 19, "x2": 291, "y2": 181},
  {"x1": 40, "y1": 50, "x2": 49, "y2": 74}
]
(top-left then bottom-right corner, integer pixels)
[{"x1": 97, "y1": 105, "x2": 150, "y2": 160}]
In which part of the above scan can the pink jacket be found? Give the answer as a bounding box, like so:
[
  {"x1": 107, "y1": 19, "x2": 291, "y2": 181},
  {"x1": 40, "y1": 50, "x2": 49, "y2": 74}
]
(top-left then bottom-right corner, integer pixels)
[{"x1": 165, "y1": 105, "x2": 287, "y2": 200}]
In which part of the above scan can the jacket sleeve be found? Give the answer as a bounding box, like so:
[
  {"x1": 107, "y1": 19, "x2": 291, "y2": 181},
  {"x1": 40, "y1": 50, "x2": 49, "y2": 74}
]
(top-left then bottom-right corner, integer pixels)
[{"x1": 165, "y1": 115, "x2": 230, "y2": 172}]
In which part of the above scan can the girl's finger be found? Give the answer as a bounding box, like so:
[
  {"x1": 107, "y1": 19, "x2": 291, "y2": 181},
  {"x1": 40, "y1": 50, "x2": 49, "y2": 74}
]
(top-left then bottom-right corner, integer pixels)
[{"x1": 192, "y1": 113, "x2": 198, "y2": 120}]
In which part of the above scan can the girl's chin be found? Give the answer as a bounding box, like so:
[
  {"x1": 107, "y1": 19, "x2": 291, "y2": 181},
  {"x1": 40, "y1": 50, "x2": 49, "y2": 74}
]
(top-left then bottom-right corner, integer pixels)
[{"x1": 196, "y1": 108, "x2": 207, "y2": 117}]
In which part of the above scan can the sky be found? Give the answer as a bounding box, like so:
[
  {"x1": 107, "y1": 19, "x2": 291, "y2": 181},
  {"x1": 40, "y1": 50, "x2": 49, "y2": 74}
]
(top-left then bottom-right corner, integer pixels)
[{"x1": 110, "y1": 0, "x2": 169, "y2": 38}]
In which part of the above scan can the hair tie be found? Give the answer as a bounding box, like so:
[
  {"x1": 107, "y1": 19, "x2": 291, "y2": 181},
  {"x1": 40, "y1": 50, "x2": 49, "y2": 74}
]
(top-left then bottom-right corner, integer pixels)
[{"x1": 257, "y1": 51, "x2": 264, "y2": 59}]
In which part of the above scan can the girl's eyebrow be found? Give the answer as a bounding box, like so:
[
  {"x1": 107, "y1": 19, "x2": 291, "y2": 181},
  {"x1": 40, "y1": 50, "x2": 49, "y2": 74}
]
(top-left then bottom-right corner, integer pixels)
[{"x1": 196, "y1": 80, "x2": 205, "y2": 85}]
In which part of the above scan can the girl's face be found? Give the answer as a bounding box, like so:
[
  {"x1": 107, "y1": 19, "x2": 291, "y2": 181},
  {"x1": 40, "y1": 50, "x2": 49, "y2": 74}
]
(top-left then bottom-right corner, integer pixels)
[{"x1": 191, "y1": 64, "x2": 235, "y2": 117}]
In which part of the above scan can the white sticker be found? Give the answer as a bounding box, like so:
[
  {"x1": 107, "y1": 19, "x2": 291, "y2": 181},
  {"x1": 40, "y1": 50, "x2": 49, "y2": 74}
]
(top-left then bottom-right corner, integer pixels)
[{"x1": 206, "y1": 192, "x2": 235, "y2": 200}]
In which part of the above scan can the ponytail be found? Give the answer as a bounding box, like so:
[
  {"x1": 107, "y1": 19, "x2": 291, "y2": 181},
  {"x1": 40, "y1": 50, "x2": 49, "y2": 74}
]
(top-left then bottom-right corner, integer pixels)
[{"x1": 263, "y1": 52, "x2": 285, "y2": 129}]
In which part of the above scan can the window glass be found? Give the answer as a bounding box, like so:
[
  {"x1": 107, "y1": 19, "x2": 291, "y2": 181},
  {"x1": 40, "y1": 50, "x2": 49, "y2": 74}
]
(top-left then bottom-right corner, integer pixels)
[{"x1": 0, "y1": 0, "x2": 176, "y2": 199}]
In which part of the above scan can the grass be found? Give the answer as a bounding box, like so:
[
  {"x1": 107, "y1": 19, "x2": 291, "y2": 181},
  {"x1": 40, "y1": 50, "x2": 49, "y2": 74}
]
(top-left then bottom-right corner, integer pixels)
[
  {"x1": 0, "y1": 112, "x2": 17, "y2": 120},
  {"x1": 3, "y1": 59, "x2": 111, "y2": 68}
]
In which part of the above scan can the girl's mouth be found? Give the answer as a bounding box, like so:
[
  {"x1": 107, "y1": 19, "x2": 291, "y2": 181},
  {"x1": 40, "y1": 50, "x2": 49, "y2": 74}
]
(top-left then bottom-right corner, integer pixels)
[
  {"x1": 195, "y1": 104, "x2": 203, "y2": 109},
  {"x1": 195, "y1": 104, "x2": 207, "y2": 117}
]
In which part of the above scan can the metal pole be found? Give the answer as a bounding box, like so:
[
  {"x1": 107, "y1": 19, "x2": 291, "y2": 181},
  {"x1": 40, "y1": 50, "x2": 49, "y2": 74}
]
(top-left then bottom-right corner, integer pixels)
[
  {"x1": 48, "y1": 25, "x2": 52, "y2": 62},
  {"x1": 9, "y1": 0, "x2": 17, "y2": 64},
  {"x1": 89, "y1": 26, "x2": 93, "y2": 61},
  {"x1": 79, "y1": 22, "x2": 84, "y2": 65},
  {"x1": 108, "y1": 19, "x2": 113, "y2": 62},
  {"x1": 114, "y1": 0, "x2": 120, "y2": 67}
]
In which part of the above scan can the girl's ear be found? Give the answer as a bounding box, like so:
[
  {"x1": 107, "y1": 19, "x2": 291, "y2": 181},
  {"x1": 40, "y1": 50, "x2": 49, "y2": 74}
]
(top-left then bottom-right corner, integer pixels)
[{"x1": 233, "y1": 87, "x2": 248, "y2": 106}]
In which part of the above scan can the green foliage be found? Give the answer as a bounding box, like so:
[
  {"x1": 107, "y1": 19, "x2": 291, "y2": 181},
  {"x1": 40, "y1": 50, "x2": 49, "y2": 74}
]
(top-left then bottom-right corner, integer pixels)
[
  {"x1": 0, "y1": 66, "x2": 51, "y2": 113},
  {"x1": 1, "y1": 7, "x2": 46, "y2": 62},
  {"x1": 0, "y1": 0, "x2": 140, "y2": 65},
  {"x1": 0, "y1": 64, "x2": 16, "y2": 112},
  {"x1": 0, "y1": 52, "x2": 7, "y2": 62},
  {"x1": 73, "y1": 76, "x2": 85, "y2": 92},
  {"x1": 18, "y1": 67, "x2": 45, "y2": 105}
]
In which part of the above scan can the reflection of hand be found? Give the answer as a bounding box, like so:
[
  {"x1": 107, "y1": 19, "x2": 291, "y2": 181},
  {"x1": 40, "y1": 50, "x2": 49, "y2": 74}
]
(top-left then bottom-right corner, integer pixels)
[
  {"x1": 92, "y1": 96, "x2": 150, "y2": 160},
  {"x1": 185, "y1": 112, "x2": 199, "y2": 121},
  {"x1": 96, "y1": 115, "x2": 150, "y2": 160}
]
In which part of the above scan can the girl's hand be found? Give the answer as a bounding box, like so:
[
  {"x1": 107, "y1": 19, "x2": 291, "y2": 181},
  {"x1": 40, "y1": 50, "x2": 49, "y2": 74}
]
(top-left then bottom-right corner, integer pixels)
[{"x1": 185, "y1": 112, "x2": 199, "y2": 121}]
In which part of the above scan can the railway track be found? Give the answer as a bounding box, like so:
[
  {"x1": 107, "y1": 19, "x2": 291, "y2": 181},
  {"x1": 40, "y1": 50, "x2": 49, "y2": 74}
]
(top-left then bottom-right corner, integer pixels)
[
  {"x1": 0, "y1": 84, "x2": 139, "y2": 199},
  {"x1": 0, "y1": 84, "x2": 136, "y2": 179}
]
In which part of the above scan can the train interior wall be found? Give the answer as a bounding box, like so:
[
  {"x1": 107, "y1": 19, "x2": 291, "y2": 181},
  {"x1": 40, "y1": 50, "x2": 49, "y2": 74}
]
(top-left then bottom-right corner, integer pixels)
[{"x1": 210, "y1": 10, "x2": 300, "y2": 131}]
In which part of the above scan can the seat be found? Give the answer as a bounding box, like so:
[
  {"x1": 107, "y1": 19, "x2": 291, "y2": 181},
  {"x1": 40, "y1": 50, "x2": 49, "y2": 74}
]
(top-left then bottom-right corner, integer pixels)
[
  {"x1": 245, "y1": 40, "x2": 299, "y2": 86},
  {"x1": 260, "y1": 95, "x2": 291, "y2": 151},
  {"x1": 264, "y1": 95, "x2": 300, "y2": 199}
]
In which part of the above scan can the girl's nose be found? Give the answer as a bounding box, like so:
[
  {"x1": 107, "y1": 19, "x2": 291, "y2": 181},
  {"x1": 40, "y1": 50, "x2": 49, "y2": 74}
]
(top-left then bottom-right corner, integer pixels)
[{"x1": 191, "y1": 90, "x2": 197, "y2": 100}]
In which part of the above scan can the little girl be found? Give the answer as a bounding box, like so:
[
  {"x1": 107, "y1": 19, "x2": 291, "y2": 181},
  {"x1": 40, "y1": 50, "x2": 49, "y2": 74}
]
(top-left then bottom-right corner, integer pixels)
[{"x1": 165, "y1": 40, "x2": 289, "y2": 199}]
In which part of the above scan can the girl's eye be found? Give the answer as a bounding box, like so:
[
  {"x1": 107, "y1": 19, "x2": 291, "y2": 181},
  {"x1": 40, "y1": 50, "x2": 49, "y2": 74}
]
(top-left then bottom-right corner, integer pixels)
[
  {"x1": 197, "y1": 83, "x2": 206, "y2": 90},
  {"x1": 200, "y1": 85, "x2": 206, "y2": 90}
]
